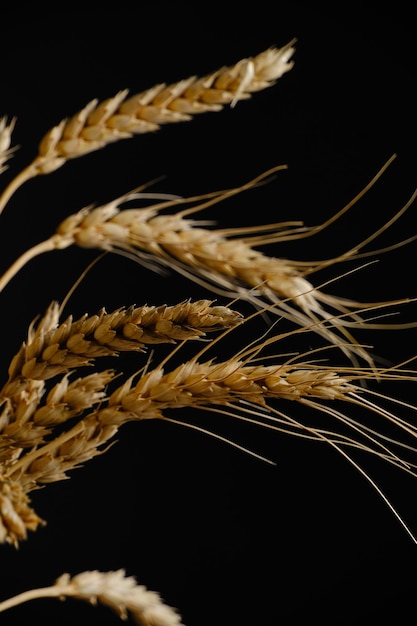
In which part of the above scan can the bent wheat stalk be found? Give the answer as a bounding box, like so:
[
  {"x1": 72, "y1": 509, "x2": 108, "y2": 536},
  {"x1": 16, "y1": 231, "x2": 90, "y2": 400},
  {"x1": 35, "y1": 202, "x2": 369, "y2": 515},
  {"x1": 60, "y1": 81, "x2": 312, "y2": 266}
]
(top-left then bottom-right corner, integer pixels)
[
  {"x1": 0, "y1": 569, "x2": 184, "y2": 626},
  {"x1": 0, "y1": 40, "x2": 295, "y2": 214}
]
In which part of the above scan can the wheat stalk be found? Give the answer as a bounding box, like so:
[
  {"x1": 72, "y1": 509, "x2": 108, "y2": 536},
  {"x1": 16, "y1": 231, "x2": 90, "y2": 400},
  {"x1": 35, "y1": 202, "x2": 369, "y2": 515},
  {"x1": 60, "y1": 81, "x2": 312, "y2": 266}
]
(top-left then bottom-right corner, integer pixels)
[
  {"x1": 0, "y1": 40, "x2": 295, "y2": 215},
  {"x1": 0, "y1": 569, "x2": 184, "y2": 626}
]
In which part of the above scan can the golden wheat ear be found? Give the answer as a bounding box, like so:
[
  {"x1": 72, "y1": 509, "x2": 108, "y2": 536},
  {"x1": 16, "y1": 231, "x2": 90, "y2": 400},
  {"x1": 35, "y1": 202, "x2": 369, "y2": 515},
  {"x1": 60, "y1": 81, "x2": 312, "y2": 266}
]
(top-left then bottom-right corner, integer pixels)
[
  {"x1": 0, "y1": 40, "x2": 296, "y2": 215},
  {"x1": 0, "y1": 569, "x2": 184, "y2": 625}
]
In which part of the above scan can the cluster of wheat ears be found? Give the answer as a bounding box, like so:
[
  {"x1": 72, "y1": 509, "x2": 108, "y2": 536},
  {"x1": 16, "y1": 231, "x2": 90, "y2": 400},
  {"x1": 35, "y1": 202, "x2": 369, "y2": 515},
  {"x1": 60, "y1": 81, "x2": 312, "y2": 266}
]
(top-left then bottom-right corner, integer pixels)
[{"x1": 0, "y1": 39, "x2": 416, "y2": 624}]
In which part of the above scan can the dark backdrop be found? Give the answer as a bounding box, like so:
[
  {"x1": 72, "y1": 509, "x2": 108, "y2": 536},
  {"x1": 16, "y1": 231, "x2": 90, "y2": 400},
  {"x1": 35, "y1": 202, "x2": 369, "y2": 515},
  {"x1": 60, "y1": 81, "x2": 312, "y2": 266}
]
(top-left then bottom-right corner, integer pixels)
[{"x1": 0, "y1": 3, "x2": 416, "y2": 625}]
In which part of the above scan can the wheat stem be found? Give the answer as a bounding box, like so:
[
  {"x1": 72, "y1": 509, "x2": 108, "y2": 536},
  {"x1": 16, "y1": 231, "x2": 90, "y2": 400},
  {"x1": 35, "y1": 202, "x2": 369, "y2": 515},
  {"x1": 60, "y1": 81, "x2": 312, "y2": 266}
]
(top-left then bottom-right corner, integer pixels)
[
  {"x1": 0, "y1": 163, "x2": 39, "y2": 215},
  {"x1": 0, "y1": 586, "x2": 63, "y2": 612}
]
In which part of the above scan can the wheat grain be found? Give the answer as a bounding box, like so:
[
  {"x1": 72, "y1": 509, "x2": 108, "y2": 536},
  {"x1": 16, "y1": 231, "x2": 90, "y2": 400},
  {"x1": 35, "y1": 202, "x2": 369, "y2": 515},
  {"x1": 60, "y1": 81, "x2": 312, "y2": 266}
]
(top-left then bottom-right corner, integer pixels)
[
  {"x1": 0, "y1": 41, "x2": 295, "y2": 215},
  {"x1": 103, "y1": 360, "x2": 356, "y2": 418},
  {"x1": 0, "y1": 569, "x2": 184, "y2": 626}
]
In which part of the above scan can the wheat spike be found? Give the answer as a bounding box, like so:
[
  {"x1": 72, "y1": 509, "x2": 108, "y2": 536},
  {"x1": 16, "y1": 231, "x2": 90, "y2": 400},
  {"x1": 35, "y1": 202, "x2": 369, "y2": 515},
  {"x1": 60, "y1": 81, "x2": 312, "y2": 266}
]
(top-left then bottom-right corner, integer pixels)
[
  {"x1": 0, "y1": 40, "x2": 295, "y2": 214},
  {"x1": 0, "y1": 569, "x2": 184, "y2": 626},
  {"x1": 5, "y1": 299, "x2": 242, "y2": 382},
  {"x1": 96, "y1": 359, "x2": 358, "y2": 430}
]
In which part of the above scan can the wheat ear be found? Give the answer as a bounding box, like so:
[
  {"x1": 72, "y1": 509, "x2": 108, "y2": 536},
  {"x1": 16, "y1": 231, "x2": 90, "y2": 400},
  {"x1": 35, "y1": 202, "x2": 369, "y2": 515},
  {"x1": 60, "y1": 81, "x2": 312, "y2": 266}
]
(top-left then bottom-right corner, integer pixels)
[
  {"x1": 0, "y1": 40, "x2": 295, "y2": 214},
  {"x1": 99, "y1": 337, "x2": 417, "y2": 543},
  {"x1": 0, "y1": 569, "x2": 184, "y2": 626},
  {"x1": 5, "y1": 299, "x2": 242, "y2": 382}
]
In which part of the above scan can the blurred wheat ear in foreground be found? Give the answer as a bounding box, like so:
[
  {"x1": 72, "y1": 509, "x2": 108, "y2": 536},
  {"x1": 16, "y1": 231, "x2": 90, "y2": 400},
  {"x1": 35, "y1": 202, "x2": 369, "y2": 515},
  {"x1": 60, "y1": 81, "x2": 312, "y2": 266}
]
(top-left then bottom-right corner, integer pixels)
[{"x1": 0, "y1": 38, "x2": 416, "y2": 625}]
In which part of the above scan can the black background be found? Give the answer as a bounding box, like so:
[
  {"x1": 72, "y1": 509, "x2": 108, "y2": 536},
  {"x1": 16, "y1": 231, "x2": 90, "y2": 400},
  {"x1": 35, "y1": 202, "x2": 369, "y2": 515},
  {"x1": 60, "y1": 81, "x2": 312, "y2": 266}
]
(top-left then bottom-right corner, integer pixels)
[{"x1": 0, "y1": 3, "x2": 416, "y2": 625}]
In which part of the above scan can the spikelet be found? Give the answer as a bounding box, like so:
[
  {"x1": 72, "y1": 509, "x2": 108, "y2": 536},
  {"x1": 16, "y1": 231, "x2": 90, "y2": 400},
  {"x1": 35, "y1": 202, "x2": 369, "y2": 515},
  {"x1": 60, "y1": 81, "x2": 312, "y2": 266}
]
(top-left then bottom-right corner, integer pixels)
[
  {"x1": 0, "y1": 116, "x2": 17, "y2": 174},
  {"x1": 5, "y1": 304, "x2": 417, "y2": 544},
  {"x1": 0, "y1": 476, "x2": 44, "y2": 546}
]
